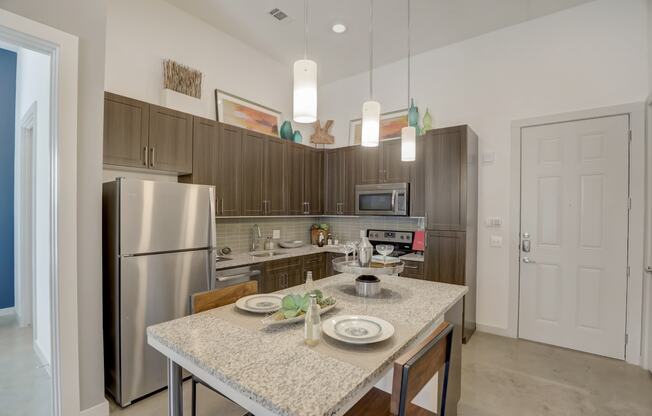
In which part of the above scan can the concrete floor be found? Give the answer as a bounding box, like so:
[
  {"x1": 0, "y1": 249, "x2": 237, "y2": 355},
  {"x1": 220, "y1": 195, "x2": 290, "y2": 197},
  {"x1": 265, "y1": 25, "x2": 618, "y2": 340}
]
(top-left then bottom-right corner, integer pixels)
[
  {"x1": 108, "y1": 332, "x2": 652, "y2": 416},
  {"x1": 0, "y1": 315, "x2": 51, "y2": 416}
]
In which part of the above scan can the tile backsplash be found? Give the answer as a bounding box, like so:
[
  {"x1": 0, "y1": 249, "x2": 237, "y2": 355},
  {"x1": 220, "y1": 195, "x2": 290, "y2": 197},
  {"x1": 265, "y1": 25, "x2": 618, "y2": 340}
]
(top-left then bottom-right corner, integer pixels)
[{"x1": 216, "y1": 216, "x2": 424, "y2": 254}]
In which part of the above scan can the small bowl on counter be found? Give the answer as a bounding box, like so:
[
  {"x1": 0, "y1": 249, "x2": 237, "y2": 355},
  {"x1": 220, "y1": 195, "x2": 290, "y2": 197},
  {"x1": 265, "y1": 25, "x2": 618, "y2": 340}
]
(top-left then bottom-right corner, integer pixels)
[{"x1": 278, "y1": 240, "x2": 305, "y2": 249}]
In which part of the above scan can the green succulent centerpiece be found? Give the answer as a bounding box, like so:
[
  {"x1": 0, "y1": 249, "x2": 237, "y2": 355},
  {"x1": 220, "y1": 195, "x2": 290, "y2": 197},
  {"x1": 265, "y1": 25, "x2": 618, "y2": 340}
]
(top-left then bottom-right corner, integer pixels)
[{"x1": 274, "y1": 290, "x2": 336, "y2": 320}]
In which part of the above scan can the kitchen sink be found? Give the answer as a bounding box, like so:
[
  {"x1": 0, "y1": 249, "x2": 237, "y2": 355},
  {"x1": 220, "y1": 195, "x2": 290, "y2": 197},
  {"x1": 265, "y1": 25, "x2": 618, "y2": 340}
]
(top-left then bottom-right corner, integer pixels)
[{"x1": 249, "y1": 250, "x2": 284, "y2": 258}]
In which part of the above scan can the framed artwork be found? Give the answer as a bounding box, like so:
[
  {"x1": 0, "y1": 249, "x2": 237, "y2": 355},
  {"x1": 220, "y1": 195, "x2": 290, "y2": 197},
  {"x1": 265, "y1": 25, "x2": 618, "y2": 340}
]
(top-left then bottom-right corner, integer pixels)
[
  {"x1": 348, "y1": 109, "x2": 408, "y2": 145},
  {"x1": 215, "y1": 89, "x2": 281, "y2": 136}
]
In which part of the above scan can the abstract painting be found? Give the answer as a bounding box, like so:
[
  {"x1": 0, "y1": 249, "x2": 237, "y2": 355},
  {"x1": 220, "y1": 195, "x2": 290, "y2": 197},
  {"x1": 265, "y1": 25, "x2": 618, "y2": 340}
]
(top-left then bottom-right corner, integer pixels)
[
  {"x1": 215, "y1": 89, "x2": 281, "y2": 136},
  {"x1": 349, "y1": 109, "x2": 408, "y2": 145}
]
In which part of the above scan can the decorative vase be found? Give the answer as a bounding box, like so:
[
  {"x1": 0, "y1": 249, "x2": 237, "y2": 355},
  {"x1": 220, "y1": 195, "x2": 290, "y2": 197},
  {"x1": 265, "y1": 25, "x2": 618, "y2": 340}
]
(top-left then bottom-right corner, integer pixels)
[
  {"x1": 280, "y1": 120, "x2": 293, "y2": 140},
  {"x1": 292, "y1": 130, "x2": 303, "y2": 144},
  {"x1": 408, "y1": 98, "x2": 419, "y2": 130},
  {"x1": 422, "y1": 108, "x2": 432, "y2": 134}
]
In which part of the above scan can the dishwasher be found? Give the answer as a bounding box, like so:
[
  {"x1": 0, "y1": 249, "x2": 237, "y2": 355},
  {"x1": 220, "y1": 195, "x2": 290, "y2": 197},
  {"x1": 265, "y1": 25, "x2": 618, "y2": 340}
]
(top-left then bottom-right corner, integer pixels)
[{"x1": 215, "y1": 264, "x2": 262, "y2": 289}]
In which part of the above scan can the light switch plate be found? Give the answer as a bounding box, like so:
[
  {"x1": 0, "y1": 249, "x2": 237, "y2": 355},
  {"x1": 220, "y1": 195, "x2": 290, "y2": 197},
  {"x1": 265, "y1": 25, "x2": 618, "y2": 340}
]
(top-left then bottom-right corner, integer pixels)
[
  {"x1": 482, "y1": 152, "x2": 495, "y2": 164},
  {"x1": 485, "y1": 217, "x2": 502, "y2": 227},
  {"x1": 272, "y1": 229, "x2": 280, "y2": 239},
  {"x1": 489, "y1": 235, "x2": 503, "y2": 247}
]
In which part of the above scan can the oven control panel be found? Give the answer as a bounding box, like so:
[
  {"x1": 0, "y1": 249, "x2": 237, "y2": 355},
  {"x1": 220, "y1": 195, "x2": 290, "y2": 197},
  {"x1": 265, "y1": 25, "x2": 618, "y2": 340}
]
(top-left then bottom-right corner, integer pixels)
[{"x1": 367, "y1": 230, "x2": 414, "y2": 244}]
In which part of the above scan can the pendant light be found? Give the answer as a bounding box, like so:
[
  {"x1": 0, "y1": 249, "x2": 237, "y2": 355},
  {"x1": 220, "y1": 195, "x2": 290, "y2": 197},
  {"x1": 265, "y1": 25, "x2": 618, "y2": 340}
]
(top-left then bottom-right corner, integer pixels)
[
  {"x1": 401, "y1": 0, "x2": 416, "y2": 161},
  {"x1": 293, "y1": 0, "x2": 317, "y2": 123},
  {"x1": 361, "y1": 0, "x2": 380, "y2": 147}
]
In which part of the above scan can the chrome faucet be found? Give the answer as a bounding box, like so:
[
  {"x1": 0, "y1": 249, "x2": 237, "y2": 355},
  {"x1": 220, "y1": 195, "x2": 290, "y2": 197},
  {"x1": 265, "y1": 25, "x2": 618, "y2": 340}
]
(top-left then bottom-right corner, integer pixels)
[{"x1": 251, "y1": 224, "x2": 262, "y2": 251}]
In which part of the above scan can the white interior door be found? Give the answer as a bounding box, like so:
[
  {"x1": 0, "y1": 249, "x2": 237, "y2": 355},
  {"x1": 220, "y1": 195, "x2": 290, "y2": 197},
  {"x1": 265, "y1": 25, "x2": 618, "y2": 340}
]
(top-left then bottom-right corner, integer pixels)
[{"x1": 519, "y1": 115, "x2": 629, "y2": 359}]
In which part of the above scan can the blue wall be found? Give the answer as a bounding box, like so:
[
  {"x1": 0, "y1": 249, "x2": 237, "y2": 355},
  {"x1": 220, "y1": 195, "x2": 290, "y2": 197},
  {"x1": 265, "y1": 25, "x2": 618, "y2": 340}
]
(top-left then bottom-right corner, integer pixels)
[{"x1": 0, "y1": 48, "x2": 16, "y2": 309}]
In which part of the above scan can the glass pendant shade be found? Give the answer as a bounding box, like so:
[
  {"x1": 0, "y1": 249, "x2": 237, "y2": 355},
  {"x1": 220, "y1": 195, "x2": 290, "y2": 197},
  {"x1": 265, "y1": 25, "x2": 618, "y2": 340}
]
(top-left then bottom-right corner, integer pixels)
[
  {"x1": 293, "y1": 59, "x2": 317, "y2": 123},
  {"x1": 401, "y1": 126, "x2": 416, "y2": 161},
  {"x1": 361, "y1": 100, "x2": 380, "y2": 147}
]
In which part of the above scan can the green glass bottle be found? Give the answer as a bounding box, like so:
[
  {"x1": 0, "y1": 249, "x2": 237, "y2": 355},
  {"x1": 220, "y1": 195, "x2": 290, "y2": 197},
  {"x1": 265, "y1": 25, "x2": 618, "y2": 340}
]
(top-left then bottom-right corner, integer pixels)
[{"x1": 422, "y1": 108, "x2": 432, "y2": 134}]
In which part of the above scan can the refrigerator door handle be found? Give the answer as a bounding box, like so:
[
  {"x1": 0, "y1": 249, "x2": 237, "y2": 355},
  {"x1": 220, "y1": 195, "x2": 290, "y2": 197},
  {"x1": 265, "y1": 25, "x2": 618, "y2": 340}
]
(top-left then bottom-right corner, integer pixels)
[{"x1": 208, "y1": 186, "x2": 217, "y2": 289}]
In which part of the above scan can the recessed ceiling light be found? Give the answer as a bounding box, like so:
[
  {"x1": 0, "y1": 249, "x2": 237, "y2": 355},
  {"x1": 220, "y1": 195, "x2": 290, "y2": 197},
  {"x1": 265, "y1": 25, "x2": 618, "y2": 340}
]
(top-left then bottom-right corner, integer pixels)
[{"x1": 332, "y1": 23, "x2": 347, "y2": 34}]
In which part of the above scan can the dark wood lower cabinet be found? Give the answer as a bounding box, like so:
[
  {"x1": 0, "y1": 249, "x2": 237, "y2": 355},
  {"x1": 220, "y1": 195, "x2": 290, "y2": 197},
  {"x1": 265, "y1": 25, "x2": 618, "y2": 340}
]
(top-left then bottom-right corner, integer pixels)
[
  {"x1": 424, "y1": 230, "x2": 475, "y2": 343},
  {"x1": 302, "y1": 254, "x2": 325, "y2": 281},
  {"x1": 262, "y1": 258, "x2": 302, "y2": 293},
  {"x1": 398, "y1": 260, "x2": 424, "y2": 280}
]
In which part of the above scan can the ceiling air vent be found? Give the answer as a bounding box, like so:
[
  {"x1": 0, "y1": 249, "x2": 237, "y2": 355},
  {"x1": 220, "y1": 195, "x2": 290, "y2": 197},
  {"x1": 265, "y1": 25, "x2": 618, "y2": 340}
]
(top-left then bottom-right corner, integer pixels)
[{"x1": 269, "y1": 8, "x2": 288, "y2": 21}]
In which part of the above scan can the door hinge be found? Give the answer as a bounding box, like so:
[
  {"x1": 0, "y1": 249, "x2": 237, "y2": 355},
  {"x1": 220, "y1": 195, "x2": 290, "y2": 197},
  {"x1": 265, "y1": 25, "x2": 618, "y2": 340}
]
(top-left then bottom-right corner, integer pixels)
[
  {"x1": 628, "y1": 130, "x2": 632, "y2": 141},
  {"x1": 626, "y1": 266, "x2": 630, "y2": 277},
  {"x1": 627, "y1": 197, "x2": 631, "y2": 210},
  {"x1": 625, "y1": 333, "x2": 629, "y2": 345}
]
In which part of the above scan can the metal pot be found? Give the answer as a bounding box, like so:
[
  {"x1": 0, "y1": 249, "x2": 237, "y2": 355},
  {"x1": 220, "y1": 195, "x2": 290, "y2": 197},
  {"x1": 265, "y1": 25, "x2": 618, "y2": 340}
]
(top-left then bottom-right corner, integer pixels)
[{"x1": 355, "y1": 275, "x2": 380, "y2": 297}]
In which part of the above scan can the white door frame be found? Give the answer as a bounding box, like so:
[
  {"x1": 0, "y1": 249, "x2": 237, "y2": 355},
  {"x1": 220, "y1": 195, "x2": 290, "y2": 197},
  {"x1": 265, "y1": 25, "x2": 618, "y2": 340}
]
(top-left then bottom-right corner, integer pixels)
[
  {"x1": 15, "y1": 101, "x2": 37, "y2": 333},
  {"x1": 510, "y1": 103, "x2": 646, "y2": 366},
  {"x1": 0, "y1": 8, "x2": 79, "y2": 416}
]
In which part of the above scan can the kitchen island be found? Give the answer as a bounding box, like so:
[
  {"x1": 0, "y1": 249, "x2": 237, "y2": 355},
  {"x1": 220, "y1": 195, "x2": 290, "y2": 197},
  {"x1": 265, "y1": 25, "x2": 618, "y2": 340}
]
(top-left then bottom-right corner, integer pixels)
[{"x1": 147, "y1": 273, "x2": 467, "y2": 416}]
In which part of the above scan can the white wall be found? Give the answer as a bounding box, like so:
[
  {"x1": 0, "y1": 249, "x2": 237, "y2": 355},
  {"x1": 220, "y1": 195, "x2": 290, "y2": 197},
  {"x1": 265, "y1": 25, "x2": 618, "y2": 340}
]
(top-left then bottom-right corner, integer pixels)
[
  {"x1": 0, "y1": 0, "x2": 109, "y2": 412},
  {"x1": 14, "y1": 47, "x2": 51, "y2": 365},
  {"x1": 319, "y1": 0, "x2": 649, "y2": 332}
]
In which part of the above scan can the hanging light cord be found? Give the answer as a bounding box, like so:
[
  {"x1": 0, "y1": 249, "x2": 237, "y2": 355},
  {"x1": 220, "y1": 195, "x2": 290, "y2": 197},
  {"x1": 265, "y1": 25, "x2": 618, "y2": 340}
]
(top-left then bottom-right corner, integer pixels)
[
  {"x1": 369, "y1": 0, "x2": 374, "y2": 100},
  {"x1": 407, "y1": 0, "x2": 411, "y2": 108},
  {"x1": 304, "y1": 0, "x2": 308, "y2": 59}
]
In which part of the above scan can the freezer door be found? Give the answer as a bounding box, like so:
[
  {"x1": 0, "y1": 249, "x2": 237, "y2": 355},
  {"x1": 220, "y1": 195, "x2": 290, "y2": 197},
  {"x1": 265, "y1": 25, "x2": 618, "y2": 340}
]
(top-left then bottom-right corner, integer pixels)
[
  {"x1": 119, "y1": 179, "x2": 216, "y2": 255},
  {"x1": 119, "y1": 250, "x2": 211, "y2": 404}
]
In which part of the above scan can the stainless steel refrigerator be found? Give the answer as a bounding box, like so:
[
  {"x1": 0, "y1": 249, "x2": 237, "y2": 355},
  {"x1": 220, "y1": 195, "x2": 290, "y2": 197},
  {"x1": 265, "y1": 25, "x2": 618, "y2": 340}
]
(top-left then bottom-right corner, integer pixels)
[{"x1": 102, "y1": 178, "x2": 216, "y2": 406}]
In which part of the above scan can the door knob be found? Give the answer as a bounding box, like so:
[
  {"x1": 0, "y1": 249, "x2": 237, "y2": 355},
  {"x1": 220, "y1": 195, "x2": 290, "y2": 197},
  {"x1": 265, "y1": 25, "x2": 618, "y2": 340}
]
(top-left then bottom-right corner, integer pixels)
[{"x1": 522, "y1": 257, "x2": 536, "y2": 264}]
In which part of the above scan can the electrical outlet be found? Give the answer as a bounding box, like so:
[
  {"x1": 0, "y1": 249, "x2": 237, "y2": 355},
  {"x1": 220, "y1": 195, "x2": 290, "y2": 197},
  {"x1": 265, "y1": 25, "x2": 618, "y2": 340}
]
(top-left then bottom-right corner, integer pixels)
[{"x1": 272, "y1": 229, "x2": 280, "y2": 239}]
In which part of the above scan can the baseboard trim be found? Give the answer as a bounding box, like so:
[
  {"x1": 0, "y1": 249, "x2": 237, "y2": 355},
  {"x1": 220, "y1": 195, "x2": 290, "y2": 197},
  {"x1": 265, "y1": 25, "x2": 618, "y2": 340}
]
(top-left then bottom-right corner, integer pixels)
[
  {"x1": 0, "y1": 307, "x2": 15, "y2": 317},
  {"x1": 80, "y1": 399, "x2": 109, "y2": 416},
  {"x1": 476, "y1": 323, "x2": 516, "y2": 338},
  {"x1": 33, "y1": 341, "x2": 51, "y2": 376}
]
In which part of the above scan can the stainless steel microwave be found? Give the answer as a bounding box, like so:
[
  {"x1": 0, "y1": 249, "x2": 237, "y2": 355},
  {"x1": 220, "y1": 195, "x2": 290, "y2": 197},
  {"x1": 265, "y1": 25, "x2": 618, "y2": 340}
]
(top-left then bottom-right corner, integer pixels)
[{"x1": 355, "y1": 183, "x2": 409, "y2": 216}]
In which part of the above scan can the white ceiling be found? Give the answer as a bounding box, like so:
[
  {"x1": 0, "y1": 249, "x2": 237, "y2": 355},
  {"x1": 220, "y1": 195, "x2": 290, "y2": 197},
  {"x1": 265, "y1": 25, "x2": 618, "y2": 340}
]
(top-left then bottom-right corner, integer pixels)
[{"x1": 165, "y1": 0, "x2": 594, "y2": 84}]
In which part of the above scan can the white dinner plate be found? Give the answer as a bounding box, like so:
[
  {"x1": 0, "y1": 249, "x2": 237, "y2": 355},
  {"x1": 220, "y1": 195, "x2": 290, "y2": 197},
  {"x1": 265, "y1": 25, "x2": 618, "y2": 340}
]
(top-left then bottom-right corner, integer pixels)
[
  {"x1": 236, "y1": 294, "x2": 284, "y2": 313},
  {"x1": 323, "y1": 315, "x2": 395, "y2": 344}
]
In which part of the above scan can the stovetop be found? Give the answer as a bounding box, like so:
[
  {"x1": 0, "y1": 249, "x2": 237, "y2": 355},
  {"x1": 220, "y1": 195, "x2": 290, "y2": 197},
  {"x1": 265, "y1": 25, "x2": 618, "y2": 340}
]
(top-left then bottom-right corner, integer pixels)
[{"x1": 367, "y1": 229, "x2": 416, "y2": 257}]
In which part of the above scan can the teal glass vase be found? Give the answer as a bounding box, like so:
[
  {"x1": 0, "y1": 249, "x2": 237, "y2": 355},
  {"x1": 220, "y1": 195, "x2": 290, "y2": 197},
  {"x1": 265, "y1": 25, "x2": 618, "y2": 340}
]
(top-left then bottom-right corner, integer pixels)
[
  {"x1": 408, "y1": 98, "x2": 419, "y2": 129},
  {"x1": 280, "y1": 120, "x2": 293, "y2": 140},
  {"x1": 292, "y1": 130, "x2": 302, "y2": 144}
]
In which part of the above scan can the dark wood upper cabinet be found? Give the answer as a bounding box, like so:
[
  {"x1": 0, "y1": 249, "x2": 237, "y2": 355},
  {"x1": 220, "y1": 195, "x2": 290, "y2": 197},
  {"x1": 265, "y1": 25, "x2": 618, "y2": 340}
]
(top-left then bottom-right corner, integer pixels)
[
  {"x1": 286, "y1": 143, "x2": 305, "y2": 215},
  {"x1": 148, "y1": 104, "x2": 193, "y2": 173},
  {"x1": 103, "y1": 92, "x2": 149, "y2": 168},
  {"x1": 409, "y1": 136, "x2": 425, "y2": 217},
  {"x1": 241, "y1": 130, "x2": 265, "y2": 216},
  {"x1": 381, "y1": 139, "x2": 411, "y2": 184},
  {"x1": 180, "y1": 119, "x2": 242, "y2": 216},
  {"x1": 216, "y1": 124, "x2": 242, "y2": 216},
  {"x1": 304, "y1": 148, "x2": 323, "y2": 215},
  {"x1": 357, "y1": 146, "x2": 381, "y2": 185},
  {"x1": 424, "y1": 125, "x2": 478, "y2": 231},
  {"x1": 323, "y1": 149, "x2": 342, "y2": 215},
  {"x1": 341, "y1": 146, "x2": 359, "y2": 215},
  {"x1": 264, "y1": 136, "x2": 287, "y2": 215}
]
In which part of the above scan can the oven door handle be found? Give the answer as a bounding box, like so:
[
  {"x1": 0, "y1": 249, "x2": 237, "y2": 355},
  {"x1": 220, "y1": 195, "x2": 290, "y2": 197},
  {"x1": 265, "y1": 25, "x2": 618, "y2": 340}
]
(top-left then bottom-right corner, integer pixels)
[{"x1": 216, "y1": 270, "x2": 261, "y2": 282}]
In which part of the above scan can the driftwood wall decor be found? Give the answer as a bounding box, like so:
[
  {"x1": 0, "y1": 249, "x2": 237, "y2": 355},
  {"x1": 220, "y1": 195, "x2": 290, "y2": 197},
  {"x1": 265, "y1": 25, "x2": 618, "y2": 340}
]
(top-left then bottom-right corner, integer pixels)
[
  {"x1": 310, "y1": 120, "x2": 335, "y2": 144},
  {"x1": 163, "y1": 59, "x2": 203, "y2": 99}
]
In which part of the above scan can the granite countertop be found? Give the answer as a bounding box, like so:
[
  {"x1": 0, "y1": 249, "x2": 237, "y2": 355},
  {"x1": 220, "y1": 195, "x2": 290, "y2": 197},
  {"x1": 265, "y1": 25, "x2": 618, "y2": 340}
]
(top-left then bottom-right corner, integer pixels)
[
  {"x1": 217, "y1": 245, "x2": 424, "y2": 269},
  {"x1": 147, "y1": 274, "x2": 467, "y2": 416}
]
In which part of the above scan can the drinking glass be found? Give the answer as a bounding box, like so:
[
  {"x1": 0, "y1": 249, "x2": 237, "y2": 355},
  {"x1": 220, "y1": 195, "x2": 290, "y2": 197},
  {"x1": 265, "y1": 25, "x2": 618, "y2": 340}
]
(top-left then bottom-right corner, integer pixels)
[
  {"x1": 340, "y1": 243, "x2": 354, "y2": 262},
  {"x1": 376, "y1": 244, "x2": 394, "y2": 264}
]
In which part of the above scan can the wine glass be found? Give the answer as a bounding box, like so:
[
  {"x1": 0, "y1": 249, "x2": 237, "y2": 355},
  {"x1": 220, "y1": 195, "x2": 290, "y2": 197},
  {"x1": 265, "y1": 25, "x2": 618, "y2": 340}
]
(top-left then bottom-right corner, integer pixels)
[
  {"x1": 376, "y1": 244, "x2": 394, "y2": 264},
  {"x1": 340, "y1": 243, "x2": 354, "y2": 262}
]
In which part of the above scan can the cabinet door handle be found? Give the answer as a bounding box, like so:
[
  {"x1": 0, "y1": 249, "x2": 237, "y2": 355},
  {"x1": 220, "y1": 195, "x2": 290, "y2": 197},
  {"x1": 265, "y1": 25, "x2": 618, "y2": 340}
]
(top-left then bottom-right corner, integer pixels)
[
  {"x1": 404, "y1": 265, "x2": 419, "y2": 269},
  {"x1": 150, "y1": 147, "x2": 155, "y2": 167},
  {"x1": 143, "y1": 146, "x2": 148, "y2": 166},
  {"x1": 221, "y1": 198, "x2": 224, "y2": 215},
  {"x1": 307, "y1": 202, "x2": 311, "y2": 214}
]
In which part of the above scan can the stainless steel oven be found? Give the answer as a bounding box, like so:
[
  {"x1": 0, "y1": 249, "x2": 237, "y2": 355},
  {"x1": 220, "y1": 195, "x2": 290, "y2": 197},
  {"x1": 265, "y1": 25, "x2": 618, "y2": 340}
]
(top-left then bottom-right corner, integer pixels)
[{"x1": 355, "y1": 183, "x2": 409, "y2": 216}]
